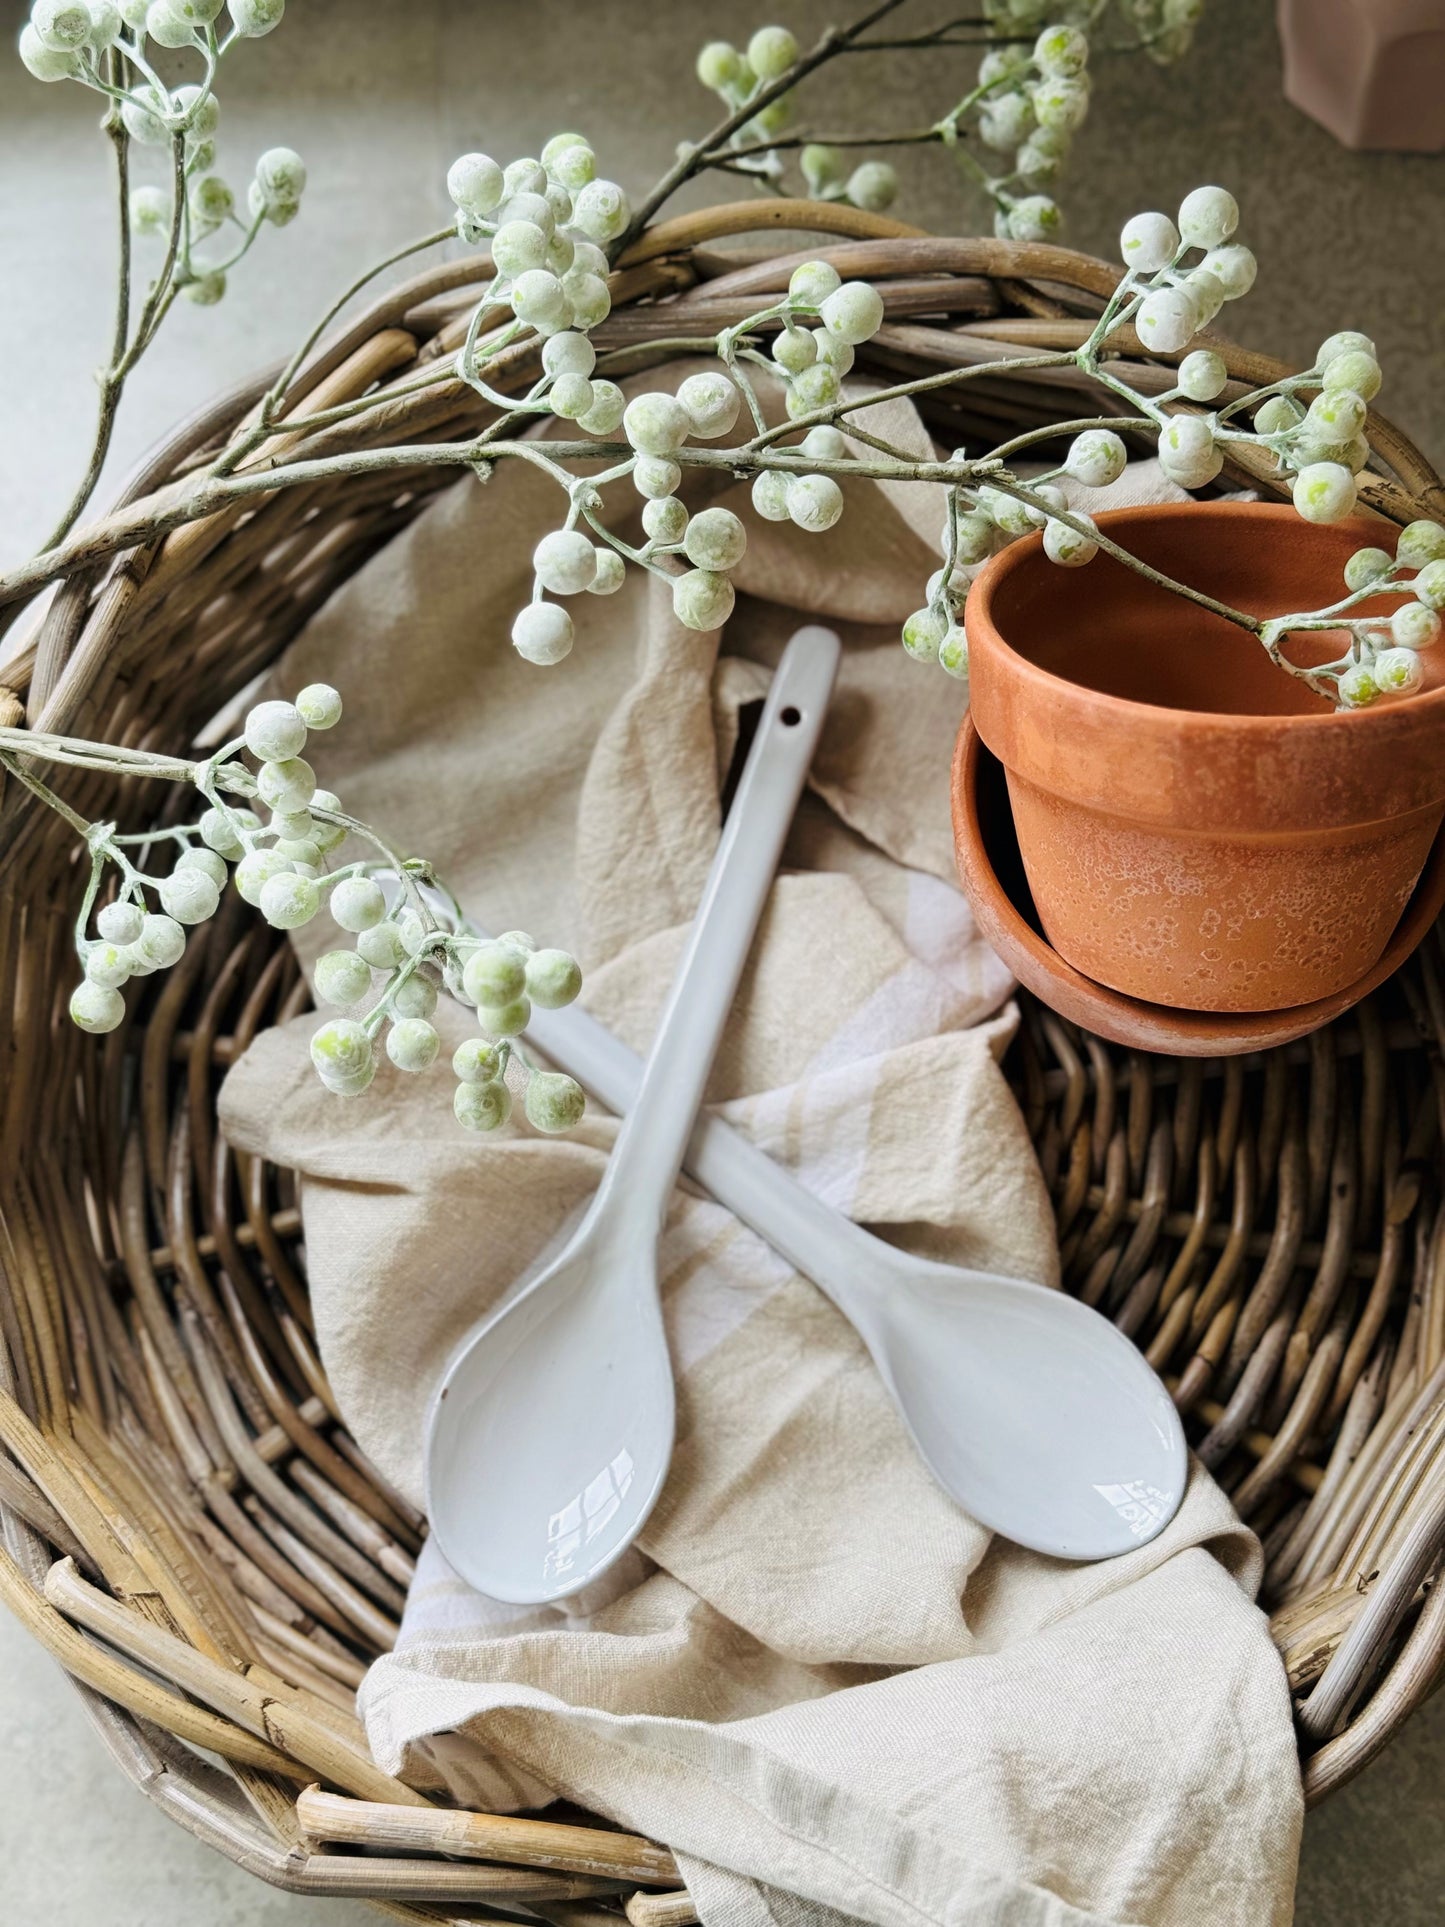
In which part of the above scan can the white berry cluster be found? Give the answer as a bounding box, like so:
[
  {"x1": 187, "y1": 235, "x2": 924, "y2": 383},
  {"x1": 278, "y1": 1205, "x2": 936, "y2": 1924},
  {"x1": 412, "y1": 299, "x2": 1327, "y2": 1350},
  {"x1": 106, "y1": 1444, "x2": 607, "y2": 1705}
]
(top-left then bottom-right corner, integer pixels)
[
  {"x1": 975, "y1": 23, "x2": 1093, "y2": 246},
  {"x1": 985, "y1": 0, "x2": 1205, "y2": 63},
  {"x1": 1252, "y1": 331, "x2": 1383, "y2": 530},
  {"x1": 447, "y1": 135, "x2": 624, "y2": 341},
  {"x1": 65, "y1": 683, "x2": 587, "y2": 1135},
  {"x1": 898, "y1": 180, "x2": 1393, "y2": 698},
  {"x1": 694, "y1": 28, "x2": 898, "y2": 214},
  {"x1": 513, "y1": 365, "x2": 747, "y2": 660},
  {"x1": 68, "y1": 681, "x2": 344, "y2": 1038},
  {"x1": 1315, "y1": 522, "x2": 1445, "y2": 709},
  {"x1": 1120, "y1": 186, "x2": 1255, "y2": 359},
  {"x1": 21, "y1": 1, "x2": 300, "y2": 310},
  {"x1": 313, "y1": 926, "x2": 585, "y2": 1137},
  {"x1": 508, "y1": 257, "x2": 887, "y2": 665}
]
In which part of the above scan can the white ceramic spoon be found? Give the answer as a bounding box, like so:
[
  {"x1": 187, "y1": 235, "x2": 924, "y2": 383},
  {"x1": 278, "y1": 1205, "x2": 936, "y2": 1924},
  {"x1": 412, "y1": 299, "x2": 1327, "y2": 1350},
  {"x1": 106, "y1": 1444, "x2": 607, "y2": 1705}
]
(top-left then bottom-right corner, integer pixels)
[
  {"x1": 426, "y1": 625, "x2": 842, "y2": 1603},
  {"x1": 513, "y1": 914, "x2": 1189, "y2": 1563}
]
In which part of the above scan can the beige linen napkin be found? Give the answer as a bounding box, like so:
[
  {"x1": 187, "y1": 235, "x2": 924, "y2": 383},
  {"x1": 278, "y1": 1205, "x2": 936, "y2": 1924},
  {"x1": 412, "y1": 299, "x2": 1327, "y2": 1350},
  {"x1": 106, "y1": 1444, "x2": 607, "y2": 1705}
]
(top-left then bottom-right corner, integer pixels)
[{"x1": 219, "y1": 374, "x2": 1303, "y2": 1926}]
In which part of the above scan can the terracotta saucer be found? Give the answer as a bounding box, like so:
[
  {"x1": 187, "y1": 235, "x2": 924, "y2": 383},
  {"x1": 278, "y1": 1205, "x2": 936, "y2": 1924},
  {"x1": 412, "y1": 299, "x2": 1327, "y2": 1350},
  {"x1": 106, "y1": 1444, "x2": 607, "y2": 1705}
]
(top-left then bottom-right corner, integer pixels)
[{"x1": 951, "y1": 714, "x2": 1445, "y2": 1057}]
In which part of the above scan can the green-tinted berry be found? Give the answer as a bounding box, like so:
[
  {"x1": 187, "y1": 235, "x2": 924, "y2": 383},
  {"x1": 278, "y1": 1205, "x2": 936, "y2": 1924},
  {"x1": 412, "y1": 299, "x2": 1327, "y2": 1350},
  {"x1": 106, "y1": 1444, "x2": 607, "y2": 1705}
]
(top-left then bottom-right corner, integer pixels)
[
  {"x1": 295, "y1": 682, "x2": 342, "y2": 729},
  {"x1": 1178, "y1": 184, "x2": 1238, "y2": 249},
  {"x1": 846, "y1": 161, "x2": 896, "y2": 212},
  {"x1": 1292, "y1": 462, "x2": 1357, "y2": 524},
  {"x1": 1044, "y1": 515, "x2": 1098, "y2": 567},
  {"x1": 623, "y1": 392, "x2": 691, "y2": 456},
  {"x1": 1323, "y1": 351, "x2": 1382, "y2": 401},
  {"x1": 1413, "y1": 559, "x2": 1445, "y2": 612},
  {"x1": 453, "y1": 1037, "x2": 504, "y2": 1084},
  {"x1": 260, "y1": 871, "x2": 320, "y2": 929},
  {"x1": 676, "y1": 370, "x2": 739, "y2": 439},
  {"x1": 525, "y1": 948, "x2": 582, "y2": 1009},
  {"x1": 752, "y1": 471, "x2": 791, "y2": 521},
  {"x1": 672, "y1": 569, "x2": 735, "y2": 631},
  {"x1": 1255, "y1": 394, "x2": 1304, "y2": 436},
  {"x1": 1178, "y1": 349, "x2": 1228, "y2": 402},
  {"x1": 455, "y1": 1079, "x2": 513, "y2": 1131},
  {"x1": 786, "y1": 473, "x2": 844, "y2": 533},
  {"x1": 938, "y1": 625, "x2": 969, "y2": 680},
  {"x1": 391, "y1": 973, "x2": 438, "y2": 1020},
  {"x1": 788, "y1": 260, "x2": 841, "y2": 308},
  {"x1": 902, "y1": 606, "x2": 948, "y2": 663},
  {"x1": 1373, "y1": 646, "x2": 1423, "y2": 694},
  {"x1": 683, "y1": 506, "x2": 747, "y2": 572},
  {"x1": 1119, "y1": 210, "x2": 1179, "y2": 273},
  {"x1": 524, "y1": 1070, "x2": 586, "y2": 1134},
  {"x1": 746, "y1": 25, "x2": 799, "y2": 79},
  {"x1": 634, "y1": 455, "x2": 681, "y2": 500},
  {"x1": 71, "y1": 981, "x2": 125, "y2": 1034},
  {"x1": 315, "y1": 949, "x2": 372, "y2": 1007},
  {"x1": 1391, "y1": 602, "x2": 1442, "y2": 650},
  {"x1": 256, "y1": 756, "x2": 315, "y2": 813},
  {"x1": 1397, "y1": 520, "x2": 1445, "y2": 570},
  {"x1": 97, "y1": 900, "x2": 144, "y2": 947},
  {"x1": 1337, "y1": 662, "x2": 1380, "y2": 708},
  {"x1": 85, "y1": 943, "x2": 132, "y2": 990},
  {"x1": 801, "y1": 143, "x2": 846, "y2": 194},
  {"x1": 356, "y1": 920, "x2": 409, "y2": 970},
  {"x1": 533, "y1": 529, "x2": 599, "y2": 595},
  {"x1": 588, "y1": 548, "x2": 626, "y2": 595},
  {"x1": 819, "y1": 281, "x2": 884, "y2": 345},
  {"x1": 1065, "y1": 428, "x2": 1127, "y2": 488},
  {"x1": 1317, "y1": 329, "x2": 1376, "y2": 368},
  {"x1": 463, "y1": 941, "x2": 528, "y2": 1006},
  {"x1": 773, "y1": 327, "x2": 816, "y2": 376},
  {"x1": 387, "y1": 1018, "x2": 440, "y2": 1072},
  {"x1": 330, "y1": 875, "x2": 387, "y2": 932},
  {"x1": 245, "y1": 699, "x2": 306, "y2": 761},
  {"x1": 477, "y1": 994, "x2": 531, "y2": 1038},
  {"x1": 310, "y1": 1018, "x2": 374, "y2": 1092},
  {"x1": 177, "y1": 845, "x2": 228, "y2": 888},
  {"x1": 1344, "y1": 547, "x2": 1394, "y2": 592},
  {"x1": 157, "y1": 867, "x2": 218, "y2": 925}
]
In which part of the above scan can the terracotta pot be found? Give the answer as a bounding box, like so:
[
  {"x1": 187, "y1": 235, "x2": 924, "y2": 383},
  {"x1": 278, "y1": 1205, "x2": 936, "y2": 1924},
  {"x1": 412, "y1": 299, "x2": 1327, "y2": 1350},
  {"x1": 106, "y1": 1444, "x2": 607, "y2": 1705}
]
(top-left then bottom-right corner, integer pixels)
[
  {"x1": 951, "y1": 714, "x2": 1445, "y2": 1054},
  {"x1": 963, "y1": 502, "x2": 1445, "y2": 1014}
]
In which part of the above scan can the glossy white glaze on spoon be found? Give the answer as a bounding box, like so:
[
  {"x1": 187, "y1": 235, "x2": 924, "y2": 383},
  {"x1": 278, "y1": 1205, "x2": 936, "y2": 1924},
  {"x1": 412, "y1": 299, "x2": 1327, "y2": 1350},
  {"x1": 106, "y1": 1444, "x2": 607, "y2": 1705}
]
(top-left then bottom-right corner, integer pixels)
[{"x1": 425, "y1": 626, "x2": 842, "y2": 1603}]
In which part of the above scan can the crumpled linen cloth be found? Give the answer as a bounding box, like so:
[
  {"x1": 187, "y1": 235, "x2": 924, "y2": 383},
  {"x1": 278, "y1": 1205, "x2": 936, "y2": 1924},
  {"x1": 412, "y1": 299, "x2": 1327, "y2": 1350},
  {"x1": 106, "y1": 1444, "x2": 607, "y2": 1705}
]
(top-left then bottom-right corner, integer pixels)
[{"x1": 218, "y1": 370, "x2": 1304, "y2": 1927}]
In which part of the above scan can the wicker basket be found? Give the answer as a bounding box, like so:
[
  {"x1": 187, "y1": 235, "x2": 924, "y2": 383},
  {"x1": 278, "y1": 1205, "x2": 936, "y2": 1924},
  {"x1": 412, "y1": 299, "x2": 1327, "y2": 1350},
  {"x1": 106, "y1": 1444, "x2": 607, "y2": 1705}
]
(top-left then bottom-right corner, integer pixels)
[{"x1": 1, "y1": 202, "x2": 1443, "y2": 1921}]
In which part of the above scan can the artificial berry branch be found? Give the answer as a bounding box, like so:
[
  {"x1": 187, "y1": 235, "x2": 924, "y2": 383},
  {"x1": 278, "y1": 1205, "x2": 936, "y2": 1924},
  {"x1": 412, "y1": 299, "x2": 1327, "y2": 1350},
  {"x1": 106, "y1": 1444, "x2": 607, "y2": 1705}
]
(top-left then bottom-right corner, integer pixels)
[{"x1": 0, "y1": 691, "x2": 588, "y2": 1135}]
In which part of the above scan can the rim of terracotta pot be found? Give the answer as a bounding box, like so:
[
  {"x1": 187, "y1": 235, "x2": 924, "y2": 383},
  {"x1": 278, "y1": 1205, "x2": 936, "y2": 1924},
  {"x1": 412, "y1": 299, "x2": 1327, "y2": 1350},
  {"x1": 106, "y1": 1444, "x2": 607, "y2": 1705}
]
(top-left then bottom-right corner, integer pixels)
[{"x1": 966, "y1": 501, "x2": 1445, "y2": 834}]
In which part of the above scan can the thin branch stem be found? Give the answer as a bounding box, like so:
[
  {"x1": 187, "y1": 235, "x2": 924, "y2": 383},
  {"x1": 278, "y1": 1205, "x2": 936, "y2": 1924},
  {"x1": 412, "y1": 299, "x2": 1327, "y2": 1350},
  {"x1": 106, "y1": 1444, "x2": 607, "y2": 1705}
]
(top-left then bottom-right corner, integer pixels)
[
  {"x1": 212, "y1": 224, "x2": 455, "y2": 477},
  {"x1": 616, "y1": 0, "x2": 911, "y2": 254},
  {"x1": 38, "y1": 58, "x2": 133, "y2": 553}
]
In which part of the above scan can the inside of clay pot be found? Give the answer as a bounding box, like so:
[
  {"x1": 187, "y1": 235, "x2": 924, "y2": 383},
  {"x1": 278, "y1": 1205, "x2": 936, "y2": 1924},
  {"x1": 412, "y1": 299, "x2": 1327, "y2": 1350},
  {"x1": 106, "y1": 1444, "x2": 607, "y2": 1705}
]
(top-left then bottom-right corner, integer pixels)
[{"x1": 985, "y1": 505, "x2": 1415, "y2": 717}]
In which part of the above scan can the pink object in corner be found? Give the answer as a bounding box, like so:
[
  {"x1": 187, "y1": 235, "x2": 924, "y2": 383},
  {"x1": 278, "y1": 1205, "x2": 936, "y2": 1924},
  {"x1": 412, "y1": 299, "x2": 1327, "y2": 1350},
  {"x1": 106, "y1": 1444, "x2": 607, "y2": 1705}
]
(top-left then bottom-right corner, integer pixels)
[{"x1": 1278, "y1": 0, "x2": 1445, "y2": 150}]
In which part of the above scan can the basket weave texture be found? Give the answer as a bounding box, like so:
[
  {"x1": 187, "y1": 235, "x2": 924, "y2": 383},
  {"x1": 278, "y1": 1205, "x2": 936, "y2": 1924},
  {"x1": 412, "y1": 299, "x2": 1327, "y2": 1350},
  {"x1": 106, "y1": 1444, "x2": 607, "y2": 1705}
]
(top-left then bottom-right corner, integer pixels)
[{"x1": 1, "y1": 202, "x2": 1443, "y2": 1919}]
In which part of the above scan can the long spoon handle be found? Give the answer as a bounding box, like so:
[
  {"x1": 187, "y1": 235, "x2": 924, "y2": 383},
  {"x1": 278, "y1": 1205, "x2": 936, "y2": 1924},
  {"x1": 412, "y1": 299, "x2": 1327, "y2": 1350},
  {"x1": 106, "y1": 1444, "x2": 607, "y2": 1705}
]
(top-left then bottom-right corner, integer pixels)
[
  {"x1": 524, "y1": 942, "x2": 892, "y2": 1329},
  {"x1": 592, "y1": 625, "x2": 840, "y2": 1240}
]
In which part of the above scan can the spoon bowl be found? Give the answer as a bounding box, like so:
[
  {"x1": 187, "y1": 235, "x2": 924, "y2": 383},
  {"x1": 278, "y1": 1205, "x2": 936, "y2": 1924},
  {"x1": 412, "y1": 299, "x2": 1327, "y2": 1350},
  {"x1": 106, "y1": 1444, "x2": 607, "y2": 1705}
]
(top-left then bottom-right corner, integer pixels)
[
  {"x1": 861, "y1": 1256, "x2": 1184, "y2": 1558},
  {"x1": 427, "y1": 1234, "x2": 673, "y2": 1602}
]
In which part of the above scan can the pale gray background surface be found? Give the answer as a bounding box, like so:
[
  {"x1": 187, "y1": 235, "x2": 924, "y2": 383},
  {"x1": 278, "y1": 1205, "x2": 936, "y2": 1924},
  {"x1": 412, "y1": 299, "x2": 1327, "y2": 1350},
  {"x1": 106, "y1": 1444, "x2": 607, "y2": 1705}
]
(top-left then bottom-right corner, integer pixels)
[{"x1": 0, "y1": 1, "x2": 1441, "y2": 1921}]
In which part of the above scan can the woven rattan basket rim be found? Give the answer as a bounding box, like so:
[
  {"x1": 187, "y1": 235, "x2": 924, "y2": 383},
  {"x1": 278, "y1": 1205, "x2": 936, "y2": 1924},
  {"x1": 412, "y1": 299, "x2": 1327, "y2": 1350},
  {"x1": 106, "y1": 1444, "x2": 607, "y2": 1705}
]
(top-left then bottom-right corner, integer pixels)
[{"x1": 0, "y1": 201, "x2": 1442, "y2": 1919}]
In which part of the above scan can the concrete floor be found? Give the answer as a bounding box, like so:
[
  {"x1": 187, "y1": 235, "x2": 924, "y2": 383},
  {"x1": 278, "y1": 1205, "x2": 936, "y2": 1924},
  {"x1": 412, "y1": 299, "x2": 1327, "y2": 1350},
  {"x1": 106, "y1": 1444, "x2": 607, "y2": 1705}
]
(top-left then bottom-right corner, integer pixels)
[{"x1": 0, "y1": 1, "x2": 1441, "y2": 1920}]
